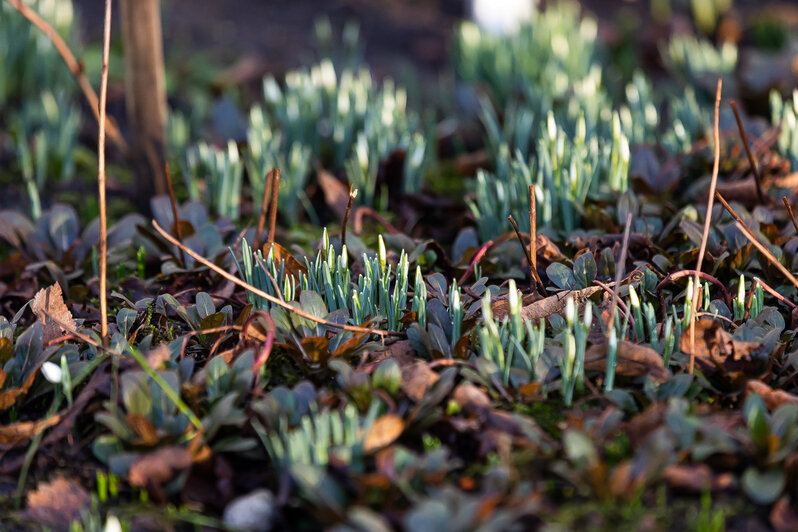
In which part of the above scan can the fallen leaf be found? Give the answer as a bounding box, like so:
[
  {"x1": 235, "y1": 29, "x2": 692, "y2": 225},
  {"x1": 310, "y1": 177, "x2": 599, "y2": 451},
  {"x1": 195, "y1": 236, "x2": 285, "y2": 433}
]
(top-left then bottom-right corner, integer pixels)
[
  {"x1": 262, "y1": 242, "x2": 307, "y2": 280},
  {"x1": 747, "y1": 380, "x2": 798, "y2": 411},
  {"x1": 0, "y1": 413, "x2": 61, "y2": 447},
  {"x1": 317, "y1": 167, "x2": 351, "y2": 220},
  {"x1": 584, "y1": 340, "x2": 670, "y2": 383},
  {"x1": 679, "y1": 319, "x2": 762, "y2": 376},
  {"x1": 129, "y1": 446, "x2": 193, "y2": 488},
  {"x1": 453, "y1": 383, "x2": 491, "y2": 415},
  {"x1": 31, "y1": 283, "x2": 76, "y2": 343},
  {"x1": 0, "y1": 371, "x2": 39, "y2": 411},
  {"x1": 401, "y1": 361, "x2": 439, "y2": 402},
  {"x1": 364, "y1": 414, "x2": 404, "y2": 452},
  {"x1": 25, "y1": 476, "x2": 90, "y2": 529}
]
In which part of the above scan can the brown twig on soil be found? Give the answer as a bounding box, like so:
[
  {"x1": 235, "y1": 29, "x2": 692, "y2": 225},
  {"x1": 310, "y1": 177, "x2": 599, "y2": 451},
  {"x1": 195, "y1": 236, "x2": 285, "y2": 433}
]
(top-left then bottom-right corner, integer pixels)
[
  {"x1": 734, "y1": 221, "x2": 798, "y2": 290},
  {"x1": 267, "y1": 169, "x2": 281, "y2": 246},
  {"x1": 754, "y1": 276, "x2": 797, "y2": 309},
  {"x1": 606, "y1": 211, "x2": 634, "y2": 336},
  {"x1": 459, "y1": 239, "x2": 493, "y2": 286},
  {"x1": 6, "y1": 0, "x2": 128, "y2": 156},
  {"x1": 353, "y1": 207, "x2": 401, "y2": 235},
  {"x1": 715, "y1": 191, "x2": 798, "y2": 291},
  {"x1": 783, "y1": 196, "x2": 798, "y2": 236},
  {"x1": 97, "y1": 0, "x2": 113, "y2": 343},
  {"x1": 529, "y1": 185, "x2": 542, "y2": 285},
  {"x1": 508, "y1": 215, "x2": 543, "y2": 294},
  {"x1": 255, "y1": 169, "x2": 275, "y2": 251},
  {"x1": 152, "y1": 219, "x2": 400, "y2": 337},
  {"x1": 689, "y1": 78, "x2": 723, "y2": 375},
  {"x1": 655, "y1": 269, "x2": 732, "y2": 310},
  {"x1": 730, "y1": 100, "x2": 766, "y2": 205},
  {"x1": 341, "y1": 185, "x2": 358, "y2": 248},
  {"x1": 164, "y1": 163, "x2": 186, "y2": 267}
]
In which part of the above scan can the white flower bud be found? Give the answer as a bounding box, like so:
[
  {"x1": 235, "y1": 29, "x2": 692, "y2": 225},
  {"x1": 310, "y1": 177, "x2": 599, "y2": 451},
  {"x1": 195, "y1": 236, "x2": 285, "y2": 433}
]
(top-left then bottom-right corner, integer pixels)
[{"x1": 41, "y1": 361, "x2": 62, "y2": 384}]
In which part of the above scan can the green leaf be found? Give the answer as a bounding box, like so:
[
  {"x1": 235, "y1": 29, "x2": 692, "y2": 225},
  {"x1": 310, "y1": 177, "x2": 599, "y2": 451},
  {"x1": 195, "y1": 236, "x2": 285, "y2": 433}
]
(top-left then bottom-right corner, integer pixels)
[
  {"x1": 742, "y1": 467, "x2": 785, "y2": 505},
  {"x1": 563, "y1": 429, "x2": 598, "y2": 468},
  {"x1": 546, "y1": 262, "x2": 576, "y2": 290},
  {"x1": 14, "y1": 321, "x2": 42, "y2": 371},
  {"x1": 195, "y1": 292, "x2": 215, "y2": 319},
  {"x1": 573, "y1": 252, "x2": 596, "y2": 288},
  {"x1": 116, "y1": 308, "x2": 137, "y2": 338},
  {"x1": 121, "y1": 371, "x2": 152, "y2": 417}
]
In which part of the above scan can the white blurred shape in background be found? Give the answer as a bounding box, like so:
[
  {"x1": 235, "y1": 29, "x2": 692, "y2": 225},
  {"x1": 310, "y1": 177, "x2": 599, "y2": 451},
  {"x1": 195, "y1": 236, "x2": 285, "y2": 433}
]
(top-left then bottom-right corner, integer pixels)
[{"x1": 470, "y1": 0, "x2": 537, "y2": 35}]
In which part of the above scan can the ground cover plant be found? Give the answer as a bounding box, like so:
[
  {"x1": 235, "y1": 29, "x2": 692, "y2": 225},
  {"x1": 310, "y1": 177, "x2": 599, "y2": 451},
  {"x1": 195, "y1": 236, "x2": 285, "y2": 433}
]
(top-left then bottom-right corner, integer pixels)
[{"x1": 4, "y1": 0, "x2": 798, "y2": 530}]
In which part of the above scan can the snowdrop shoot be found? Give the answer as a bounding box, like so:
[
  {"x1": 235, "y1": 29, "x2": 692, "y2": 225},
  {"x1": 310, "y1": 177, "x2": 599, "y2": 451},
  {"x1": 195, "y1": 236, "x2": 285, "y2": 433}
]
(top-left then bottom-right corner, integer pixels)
[{"x1": 470, "y1": 0, "x2": 537, "y2": 35}]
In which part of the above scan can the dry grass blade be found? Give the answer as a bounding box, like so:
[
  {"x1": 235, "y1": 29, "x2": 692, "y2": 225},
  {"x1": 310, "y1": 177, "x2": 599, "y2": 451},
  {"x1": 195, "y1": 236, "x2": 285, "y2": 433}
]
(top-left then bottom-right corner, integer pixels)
[
  {"x1": 730, "y1": 100, "x2": 765, "y2": 205},
  {"x1": 267, "y1": 168, "x2": 281, "y2": 246},
  {"x1": 689, "y1": 77, "x2": 722, "y2": 375},
  {"x1": 783, "y1": 196, "x2": 798, "y2": 235},
  {"x1": 734, "y1": 221, "x2": 798, "y2": 289},
  {"x1": 529, "y1": 185, "x2": 541, "y2": 285},
  {"x1": 508, "y1": 214, "x2": 540, "y2": 293},
  {"x1": 6, "y1": 0, "x2": 128, "y2": 156},
  {"x1": 606, "y1": 211, "x2": 634, "y2": 335},
  {"x1": 97, "y1": 0, "x2": 113, "y2": 343},
  {"x1": 341, "y1": 185, "x2": 358, "y2": 248},
  {"x1": 255, "y1": 169, "x2": 275, "y2": 251},
  {"x1": 151, "y1": 220, "x2": 398, "y2": 337}
]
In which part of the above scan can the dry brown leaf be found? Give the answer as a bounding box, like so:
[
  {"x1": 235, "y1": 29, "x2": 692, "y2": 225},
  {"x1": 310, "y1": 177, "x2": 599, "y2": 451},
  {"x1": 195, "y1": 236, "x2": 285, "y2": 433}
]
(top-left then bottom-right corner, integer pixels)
[
  {"x1": 263, "y1": 242, "x2": 308, "y2": 280},
  {"x1": 127, "y1": 414, "x2": 161, "y2": 446},
  {"x1": 453, "y1": 383, "x2": 490, "y2": 415},
  {"x1": 584, "y1": 340, "x2": 670, "y2": 383},
  {"x1": 31, "y1": 283, "x2": 76, "y2": 343},
  {"x1": 747, "y1": 380, "x2": 798, "y2": 411},
  {"x1": 129, "y1": 446, "x2": 193, "y2": 488},
  {"x1": 364, "y1": 414, "x2": 404, "y2": 453},
  {"x1": 25, "y1": 476, "x2": 90, "y2": 529},
  {"x1": 679, "y1": 319, "x2": 762, "y2": 376},
  {"x1": 0, "y1": 370, "x2": 39, "y2": 411},
  {"x1": 401, "y1": 360, "x2": 439, "y2": 402},
  {"x1": 317, "y1": 167, "x2": 351, "y2": 219},
  {"x1": 0, "y1": 414, "x2": 61, "y2": 447}
]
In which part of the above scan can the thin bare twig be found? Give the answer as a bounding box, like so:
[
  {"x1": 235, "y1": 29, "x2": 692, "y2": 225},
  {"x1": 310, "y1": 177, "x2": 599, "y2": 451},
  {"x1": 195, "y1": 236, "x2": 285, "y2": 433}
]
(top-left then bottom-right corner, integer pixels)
[
  {"x1": 716, "y1": 190, "x2": 798, "y2": 291},
  {"x1": 98, "y1": 0, "x2": 112, "y2": 343},
  {"x1": 606, "y1": 211, "x2": 634, "y2": 336},
  {"x1": 783, "y1": 196, "x2": 798, "y2": 235},
  {"x1": 655, "y1": 269, "x2": 732, "y2": 310},
  {"x1": 508, "y1": 215, "x2": 534, "y2": 279},
  {"x1": 459, "y1": 239, "x2": 493, "y2": 286},
  {"x1": 6, "y1": 0, "x2": 128, "y2": 156},
  {"x1": 754, "y1": 276, "x2": 797, "y2": 309},
  {"x1": 735, "y1": 221, "x2": 798, "y2": 290},
  {"x1": 164, "y1": 163, "x2": 186, "y2": 266},
  {"x1": 529, "y1": 185, "x2": 540, "y2": 284},
  {"x1": 151, "y1": 220, "x2": 399, "y2": 337},
  {"x1": 267, "y1": 169, "x2": 281, "y2": 246},
  {"x1": 730, "y1": 100, "x2": 766, "y2": 205},
  {"x1": 341, "y1": 185, "x2": 358, "y2": 248},
  {"x1": 255, "y1": 169, "x2": 275, "y2": 251},
  {"x1": 689, "y1": 78, "x2": 722, "y2": 375}
]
